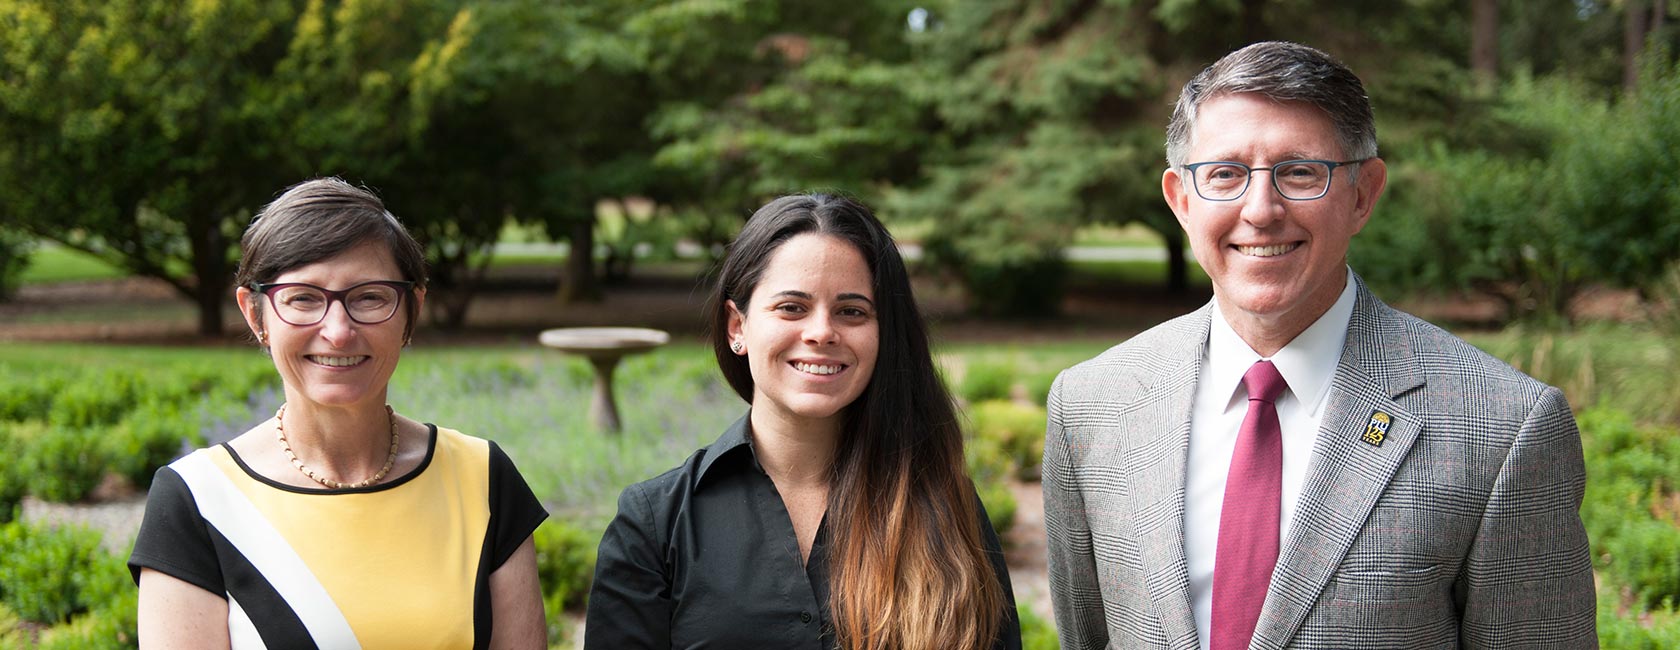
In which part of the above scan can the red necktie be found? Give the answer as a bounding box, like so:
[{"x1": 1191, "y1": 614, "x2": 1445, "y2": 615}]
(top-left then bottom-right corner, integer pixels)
[{"x1": 1211, "y1": 360, "x2": 1287, "y2": 650}]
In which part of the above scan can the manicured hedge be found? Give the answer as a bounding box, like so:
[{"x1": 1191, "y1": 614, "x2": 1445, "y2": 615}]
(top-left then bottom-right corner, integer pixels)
[
  {"x1": 0, "y1": 520, "x2": 130, "y2": 628},
  {"x1": 966, "y1": 432, "x2": 1019, "y2": 537},
  {"x1": 1579, "y1": 407, "x2": 1680, "y2": 610},
  {"x1": 960, "y1": 361, "x2": 1018, "y2": 403},
  {"x1": 968, "y1": 400, "x2": 1048, "y2": 481},
  {"x1": 0, "y1": 358, "x2": 277, "y2": 503},
  {"x1": 534, "y1": 518, "x2": 600, "y2": 642}
]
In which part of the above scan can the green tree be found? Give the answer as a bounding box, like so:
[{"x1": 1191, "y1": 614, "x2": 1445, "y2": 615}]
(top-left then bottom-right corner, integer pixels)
[
  {"x1": 1354, "y1": 60, "x2": 1680, "y2": 323},
  {"x1": 380, "y1": 0, "x2": 677, "y2": 310},
  {"x1": 643, "y1": 0, "x2": 1501, "y2": 315},
  {"x1": 0, "y1": 0, "x2": 657, "y2": 330},
  {"x1": 884, "y1": 0, "x2": 1209, "y2": 315},
  {"x1": 253, "y1": 0, "x2": 496, "y2": 327},
  {"x1": 1553, "y1": 55, "x2": 1680, "y2": 301},
  {"x1": 0, "y1": 227, "x2": 30, "y2": 302},
  {"x1": 255, "y1": 0, "x2": 599, "y2": 326},
  {"x1": 511, "y1": 0, "x2": 663, "y2": 304},
  {"x1": 0, "y1": 0, "x2": 299, "y2": 336},
  {"x1": 628, "y1": 0, "x2": 931, "y2": 267}
]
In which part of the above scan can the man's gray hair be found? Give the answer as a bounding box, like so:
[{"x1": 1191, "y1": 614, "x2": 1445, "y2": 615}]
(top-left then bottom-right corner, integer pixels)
[{"x1": 1165, "y1": 41, "x2": 1377, "y2": 168}]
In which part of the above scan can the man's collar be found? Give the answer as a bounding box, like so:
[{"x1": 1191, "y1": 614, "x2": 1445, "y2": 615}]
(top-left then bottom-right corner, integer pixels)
[{"x1": 1208, "y1": 267, "x2": 1357, "y2": 412}]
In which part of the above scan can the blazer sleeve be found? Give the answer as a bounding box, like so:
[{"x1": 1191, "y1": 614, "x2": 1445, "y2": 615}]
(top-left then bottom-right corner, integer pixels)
[
  {"x1": 583, "y1": 482, "x2": 672, "y2": 650},
  {"x1": 1457, "y1": 386, "x2": 1597, "y2": 648},
  {"x1": 1041, "y1": 371, "x2": 1110, "y2": 650}
]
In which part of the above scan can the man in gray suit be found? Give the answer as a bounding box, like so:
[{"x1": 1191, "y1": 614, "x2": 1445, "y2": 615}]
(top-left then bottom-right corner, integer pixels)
[{"x1": 1043, "y1": 41, "x2": 1596, "y2": 649}]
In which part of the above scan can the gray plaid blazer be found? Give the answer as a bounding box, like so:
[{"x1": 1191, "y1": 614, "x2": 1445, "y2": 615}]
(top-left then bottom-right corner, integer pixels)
[{"x1": 1043, "y1": 276, "x2": 1597, "y2": 649}]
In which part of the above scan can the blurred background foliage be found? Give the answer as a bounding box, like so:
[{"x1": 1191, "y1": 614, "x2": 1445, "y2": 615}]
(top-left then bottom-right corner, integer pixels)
[
  {"x1": 4, "y1": 3, "x2": 1680, "y2": 647},
  {"x1": 1, "y1": 0, "x2": 1677, "y2": 326},
  {"x1": 5, "y1": 3, "x2": 1680, "y2": 646}
]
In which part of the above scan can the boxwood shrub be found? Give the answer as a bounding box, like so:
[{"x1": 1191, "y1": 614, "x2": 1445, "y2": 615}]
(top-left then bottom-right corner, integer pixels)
[
  {"x1": 534, "y1": 518, "x2": 601, "y2": 643},
  {"x1": 959, "y1": 362, "x2": 1017, "y2": 404},
  {"x1": 966, "y1": 434, "x2": 1018, "y2": 537},
  {"x1": 17, "y1": 424, "x2": 108, "y2": 503},
  {"x1": 104, "y1": 401, "x2": 197, "y2": 491},
  {"x1": 968, "y1": 400, "x2": 1049, "y2": 480},
  {"x1": 0, "y1": 520, "x2": 125, "y2": 625},
  {"x1": 0, "y1": 428, "x2": 24, "y2": 523},
  {"x1": 1578, "y1": 407, "x2": 1680, "y2": 609}
]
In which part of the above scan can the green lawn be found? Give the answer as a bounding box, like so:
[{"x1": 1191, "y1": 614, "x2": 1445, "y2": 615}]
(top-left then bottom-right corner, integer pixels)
[
  {"x1": 15, "y1": 230, "x2": 1190, "y2": 288},
  {"x1": 1071, "y1": 222, "x2": 1170, "y2": 247},
  {"x1": 0, "y1": 342, "x2": 259, "y2": 367},
  {"x1": 1067, "y1": 258, "x2": 1211, "y2": 289},
  {"x1": 16, "y1": 243, "x2": 126, "y2": 285},
  {"x1": 484, "y1": 252, "x2": 568, "y2": 267}
]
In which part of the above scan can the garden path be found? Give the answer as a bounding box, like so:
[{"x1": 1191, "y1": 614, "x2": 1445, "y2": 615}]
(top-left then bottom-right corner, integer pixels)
[{"x1": 1006, "y1": 480, "x2": 1054, "y2": 624}]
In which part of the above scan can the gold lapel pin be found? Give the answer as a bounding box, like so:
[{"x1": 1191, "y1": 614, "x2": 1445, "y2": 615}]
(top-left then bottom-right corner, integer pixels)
[{"x1": 1363, "y1": 411, "x2": 1393, "y2": 447}]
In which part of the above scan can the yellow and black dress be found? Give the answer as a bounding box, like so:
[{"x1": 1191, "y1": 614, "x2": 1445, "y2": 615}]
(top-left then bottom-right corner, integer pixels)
[{"x1": 128, "y1": 425, "x2": 547, "y2": 650}]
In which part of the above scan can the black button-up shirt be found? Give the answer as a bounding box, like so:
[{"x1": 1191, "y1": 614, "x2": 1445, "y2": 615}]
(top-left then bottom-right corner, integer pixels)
[{"x1": 584, "y1": 414, "x2": 1022, "y2": 649}]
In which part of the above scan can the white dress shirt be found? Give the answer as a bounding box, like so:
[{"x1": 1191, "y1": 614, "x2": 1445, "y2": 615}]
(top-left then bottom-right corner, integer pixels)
[{"x1": 1184, "y1": 268, "x2": 1357, "y2": 650}]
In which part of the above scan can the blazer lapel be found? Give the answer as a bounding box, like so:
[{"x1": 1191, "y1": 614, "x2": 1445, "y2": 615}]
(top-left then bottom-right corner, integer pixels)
[
  {"x1": 1251, "y1": 278, "x2": 1427, "y2": 649},
  {"x1": 1123, "y1": 303, "x2": 1212, "y2": 648}
]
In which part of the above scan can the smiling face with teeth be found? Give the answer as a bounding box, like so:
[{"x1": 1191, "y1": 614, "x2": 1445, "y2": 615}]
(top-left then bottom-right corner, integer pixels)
[
  {"x1": 727, "y1": 233, "x2": 879, "y2": 433},
  {"x1": 1162, "y1": 93, "x2": 1387, "y2": 354},
  {"x1": 237, "y1": 240, "x2": 422, "y2": 413}
]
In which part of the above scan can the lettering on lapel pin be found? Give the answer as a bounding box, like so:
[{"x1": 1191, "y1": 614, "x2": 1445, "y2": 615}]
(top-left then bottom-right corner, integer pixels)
[{"x1": 1363, "y1": 411, "x2": 1392, "y2": 447}]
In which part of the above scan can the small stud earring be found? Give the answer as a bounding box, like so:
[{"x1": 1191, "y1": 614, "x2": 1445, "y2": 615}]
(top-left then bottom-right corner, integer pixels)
[
  {"x1": 730, "y1": 341, "x2": 743, "y2": 354},
  {"x1": 257, "y1": 330, "x2": 268, "y2": 346}
]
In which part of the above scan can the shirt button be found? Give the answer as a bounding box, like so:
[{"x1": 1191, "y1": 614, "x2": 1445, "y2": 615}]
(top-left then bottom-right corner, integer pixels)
[{"x1": 800, "y1": 611, "x2": 813, "y2": 624}]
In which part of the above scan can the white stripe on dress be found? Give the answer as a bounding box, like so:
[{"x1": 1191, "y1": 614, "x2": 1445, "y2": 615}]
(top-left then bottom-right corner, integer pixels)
[
  {"x1": 227, "y1": 596, "x2": 267, "y2": 650},
  {"x1": 172, "y1": 451, "x2": 362, "y2": 649}
]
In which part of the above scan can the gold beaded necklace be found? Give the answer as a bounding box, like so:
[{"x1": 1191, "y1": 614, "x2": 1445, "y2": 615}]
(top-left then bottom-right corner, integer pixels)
[{"x1": 274, "y1": 403, "x2": 400, "y2": 489}]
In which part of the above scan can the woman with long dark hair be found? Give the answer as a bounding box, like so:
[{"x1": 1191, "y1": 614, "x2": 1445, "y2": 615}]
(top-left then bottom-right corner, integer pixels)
[{"x1": 585, "y1": 194, "x2": 1019, "y2": 649}]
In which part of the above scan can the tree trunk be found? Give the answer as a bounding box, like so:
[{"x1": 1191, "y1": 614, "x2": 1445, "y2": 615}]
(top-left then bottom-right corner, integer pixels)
[
  {"x1": 187, "y1": 220, "x2": 229, "y2": 337},
  {"x1": 439, "y1": 249, "x2": 492, "y2": 330},
  {"x1": 1471, "y1": 0, "x2": 1499, "y2": 92},
  {"x1": 559, "y1": 217, "x2": 601, "y2": 304},
  {"x1": 423, "y1": 239, "x2": 495, "y2": 331},
  {"x1": 1625, "y1": 0, "x2": 1650, "y2": 93},
  {"x1": 194, "y1": 284, "x2": 225, "y2": 337},
  {"x1": 1165, "y1": 229, "x2": 1188, "y2": 294},
  {"x1": 441, "y1": 292, "x2": 471, "y2": 330}
]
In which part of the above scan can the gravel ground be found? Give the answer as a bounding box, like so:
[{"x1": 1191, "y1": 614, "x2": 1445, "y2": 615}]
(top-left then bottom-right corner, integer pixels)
[
  {"x1": 1006, "y1": 480, "x2": 1054, "y2": 624},
  {"x1": 22, "y1": 494, "x2": 147, "y2": 556}
]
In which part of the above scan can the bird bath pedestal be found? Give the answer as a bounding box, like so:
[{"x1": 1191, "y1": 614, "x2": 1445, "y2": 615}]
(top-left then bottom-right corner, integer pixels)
[{"x1": 539, "y1": 327, "x2": 670, "y2": 433}]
